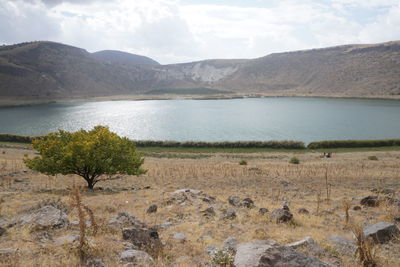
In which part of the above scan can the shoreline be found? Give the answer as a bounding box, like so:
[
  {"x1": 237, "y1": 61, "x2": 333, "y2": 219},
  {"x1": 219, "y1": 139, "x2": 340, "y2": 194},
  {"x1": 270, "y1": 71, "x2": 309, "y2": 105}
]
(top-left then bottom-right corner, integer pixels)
[{"x1": 1, "y1": 93, "x2": 400, "y2": 107}]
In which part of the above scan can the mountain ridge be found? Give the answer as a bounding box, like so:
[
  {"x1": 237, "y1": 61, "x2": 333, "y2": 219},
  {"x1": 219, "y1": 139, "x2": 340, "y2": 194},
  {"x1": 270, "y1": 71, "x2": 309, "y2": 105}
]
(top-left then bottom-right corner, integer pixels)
[{"x1": 0, "y1": 40, "x2": 399, "y2": 103}]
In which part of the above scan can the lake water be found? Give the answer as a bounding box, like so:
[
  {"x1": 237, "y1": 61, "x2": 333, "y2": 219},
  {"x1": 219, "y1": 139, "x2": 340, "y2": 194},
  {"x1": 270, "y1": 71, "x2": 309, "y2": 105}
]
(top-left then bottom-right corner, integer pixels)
[{"x1": 1, "y1": 97, "x2": 400, "y2": 143}]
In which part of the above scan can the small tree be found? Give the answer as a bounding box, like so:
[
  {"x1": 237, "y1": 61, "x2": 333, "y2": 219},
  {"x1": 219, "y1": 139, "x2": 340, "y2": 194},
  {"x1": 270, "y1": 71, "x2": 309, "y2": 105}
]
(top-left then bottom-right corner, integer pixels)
[{"x1": 24, "y1": 126, "x2": 146, "y2": 189}]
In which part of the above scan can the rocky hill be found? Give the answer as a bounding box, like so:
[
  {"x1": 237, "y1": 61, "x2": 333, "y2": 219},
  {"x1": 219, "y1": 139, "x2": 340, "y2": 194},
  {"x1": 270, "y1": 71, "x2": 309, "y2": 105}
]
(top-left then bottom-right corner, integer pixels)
[
  {"x1": 0, "y1": 40, "x2": 399, "y2": 102},
  {"x1": 92, "y1": 50, "x2": 160, "y2": 67}
]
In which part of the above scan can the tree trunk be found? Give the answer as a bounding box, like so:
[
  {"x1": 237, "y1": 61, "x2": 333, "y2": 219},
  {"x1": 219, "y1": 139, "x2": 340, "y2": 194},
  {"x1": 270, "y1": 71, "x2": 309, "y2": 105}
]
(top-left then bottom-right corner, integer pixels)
[{"x1": 83, "y1": 175, "x2": 95, "y2": 189}]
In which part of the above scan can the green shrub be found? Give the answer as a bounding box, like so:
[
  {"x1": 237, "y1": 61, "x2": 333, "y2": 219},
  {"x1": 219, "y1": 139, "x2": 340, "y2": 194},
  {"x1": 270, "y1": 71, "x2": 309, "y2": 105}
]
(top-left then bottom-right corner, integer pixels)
[
  {"x1": 289, "y1": 157, "x2": 300, "y2": 164},
  {"x1": 211, "y1": 250, "x2": 234, "y2": 267},
  {"x1": 239, "y1": 160, "x2": 247, "y2": 165},
  {"x1": 368, "y1": 155, "x2": 378, "y2": 161}
]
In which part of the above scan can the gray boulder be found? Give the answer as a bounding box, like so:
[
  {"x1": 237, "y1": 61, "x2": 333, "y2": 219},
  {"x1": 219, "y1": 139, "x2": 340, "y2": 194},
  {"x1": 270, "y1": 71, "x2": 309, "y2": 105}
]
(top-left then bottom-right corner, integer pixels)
[
  {"x1": 271, "y1": 206, "x2": 293, "y2": 223},
  {"x1": 122, "y1": 227, "x2": 162, "y2": 256},
  {"x1": 86, "y1": 258, "x2": 107, "y2": 267},
  {"x1": 54, "y1": 234, "x2": 80, "y2": 246},
  {"x1": 172, "y1": 189, "x2": 202, "y2": 195},
  {"x1": 172, "y1": 232, "x2": 186, "y2": 242},
  {"x1": 297, "y1": 208, "x2": 310, "y2": 215},
  {"x1": 363, "y1": 222, "x2": 400, "y2": 243},
  {"x1": 242, "y1": 198, "x2": 255, "y2": 208},
  {"x1": 259, "y1": 208, "x2": 269, "y2": 215},
  {"x1": 228, "y1": 196, "x2": 241, "y2": 207},
  {"x1": 16, "y1": 205, "x2": 68, "y2": 230},
  {"x1": 0, "y1": 226, "x2": 5, "y2": 236},
  {"x1": 120, "y1": 249, "x2": 155, "y2": 266},
  {"x1": 234, "y1": 240, "x2": 329, "y2": 267}
]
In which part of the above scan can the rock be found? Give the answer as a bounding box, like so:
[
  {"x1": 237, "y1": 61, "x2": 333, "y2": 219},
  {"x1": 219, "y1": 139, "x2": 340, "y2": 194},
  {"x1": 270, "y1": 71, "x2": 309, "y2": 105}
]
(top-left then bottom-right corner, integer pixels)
[
  {"x1": 360, "y1": 196, "x2": 380, "y2": 207},
  {"x1": 205, "y1": 245, "x2": 219, "y2": 257},
  {"x1": 202, "y1": 206, "x2": 216, "y2": 218},
  {"x1": 221, "y1": 208, "x2": 237, "y2": 220},
  {"x1": 271, "y1": 206, "x2": 293, "y2": 223},
  {"x1": 259, "y1": 208, "x2": 269, "y2": 215},
  {"x1": 352, "y1": 206, "x2": 361, "y2": 211},
  {"x1": 172, "y1": 189, "x2": 202, "y2": 195},
  {"x1": 363, "y1": 222, "x2": 400, "y2": 244},
  {"x1": 172, "y1": 232, "x2": 186, "y2": 242},
  {"x1": 54, "y1": 234, "x2": 79, "y2": 245},
  {"x1": 86, "y1": 258, "x2": 107, "y2": 267},
  {"x1": 0, "y1": 249, "x2": 16, "y2": 255},
  {"x1": 288, "y1": 237, "x2": 315, "y2": 249},
  {"x1": 394, "y1": 215, "x2": 400, "y2": 223},
  {"x1": 242, "y1": 198, "x2": 255, "y2": 208},
  {"x1": 16, "y1": 205, "x2": 69, "y2": 230},
  {"x1": 223, "y1": 238, "x2": 238, "y2": 254},
  {"x1": 0, "y1": 227, "x2": 6, "y2": 236},
  {"x1": 201, "y1": 196, "x2": 216, "y2": 203},
  {"x1": 234, "y1": 240, "x2": 329, "y2": 267},
  {"x1": 146, "y1": 204, "x2": 157, "y2": 214},
  {"x1": 120, "y1": 249, "x2": 155, "y2": 266},
  {"x1": 327, "y1": 235, "x2": 356, "y2": 256},
  {"x1": 228, "y1": 196, "x2": 241, "y2": 207},
  {"x1": 122, "y1": 227, "x2": 162, "y2": 256},
  {"x1": 109, "y1": 212, "x2": 145, "y2": 230},
  {"x1": 297, "y1": 208, "x2": 310, "y2": 214}
]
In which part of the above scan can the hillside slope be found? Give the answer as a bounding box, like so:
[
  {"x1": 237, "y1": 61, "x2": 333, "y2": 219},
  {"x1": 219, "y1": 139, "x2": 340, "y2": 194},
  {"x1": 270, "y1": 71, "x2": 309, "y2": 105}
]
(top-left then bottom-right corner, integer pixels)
[
  {"x1": 0, "y1": 40, "x2": 399, "y2": 101},
  {"x1": 92, "y1": 50, "x2": 160, "y2": 67}
]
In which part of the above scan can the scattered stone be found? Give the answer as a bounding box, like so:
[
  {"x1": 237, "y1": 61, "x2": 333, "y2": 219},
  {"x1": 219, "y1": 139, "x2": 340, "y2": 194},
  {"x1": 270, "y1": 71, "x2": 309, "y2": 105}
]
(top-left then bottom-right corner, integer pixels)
[
  {"x1": 234, "y1": 240, "x2": 329, "y2": 267},
  {"x1": 86, "y1": 258, "x2": 107, "y2": 267},
  {"x1": 271, "y1": 206, "x2": 293, "y2": 223},
  {"x1": 146, "y1": 204, "x2": 157, "y2": 214},
  {"x1": 228, "y1": 196, "x2": 241, "y2": 207},
  {"x1": 172, "y1": 189, "x2": 202, "y2": 195},
  {"x1": 327, "y1": 235, "x2": 356, "y2": 256},
  {"x1": 242, "y1": 198, "x2": 255, "y2": 208},
  {"x1": 223, "y1": 238, "x2": 238, "y2": 254},
  {"x1": 13, "y1": 178, "x2": 24, "y2": 183},
  {"x1": 394, "y1": 215, "x2": 400, "y2": 223},
  {"x1": 35, "y1": 231, "x2": 53, "y2": 243},
  {"x1": 319, "y1": 210, "x2": 334, "y2": 216},
  {"x1": 122, "y1": 227, "x2": 162, "y2": 256},
  {"x1": 120, "y1": 249, "x2": 155, "y2": 266},
  {"x1": 352, "y1": 206, "x2": 362, "y2": 211},
  {"x1": 371, "y1": 188, "x2": 395, "y2": 195},
  {"x1": 54, "y1": 234, "x2": 79, "y2": 246},
  {"x1": 360, "y1": 196, "x2": 380, "y2": 207},
  {"x1": 202, "y1": 206, "x2": 216, "y2": 218},
  {"x1": 172, "y1": 232, "x2": 186, "y2": 242},
  {"x1": 109, "y1": 212, "x2": 144, "y2": 230},
  {"x1": 363, "y1": 222, "x2": 400, "y2": 244},
  {"x1": 201, "y1": 196, "x2": 216, "y2": 203},
  {"x1": 0, "y1": 249, "x2": 17, "y2": 255},
  {"x1": 221, "y1": 208, "x2": 237, "y2": 220},
  {"x1": 297, "y1": 208, "x2": 310, "y2": 214},
  {"x1": 258, "y1": 208, "x2": 269, "y2": 215},
  {"x1": 16, "y1": 205, "x2": 69, "y2": 230},
  {"x1": 288, "y1": 237, "x2": 315, "y2": 249}
]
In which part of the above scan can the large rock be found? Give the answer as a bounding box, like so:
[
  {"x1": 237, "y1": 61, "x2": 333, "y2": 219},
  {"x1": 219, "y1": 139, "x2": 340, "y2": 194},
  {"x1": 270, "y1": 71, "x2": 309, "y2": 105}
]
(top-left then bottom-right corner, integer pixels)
[
  {"x1": 120, "y1": 249, "x2": 155, "y2": 266},
  {"x1": 234, "y1": 240, "x2": 329, "y2": 267},
  {"x1": 271, "y1": 206, "x2": 293, "y2": 223},
  {"x1": 363, "y1": 222, "x2": 400, "y2": 243},
  {"x1": 122, "y1": 227, "x2": 162, "y2": 256},
  {"x1": 242, "y1": 198, "x2": 255, "y2": 208},
  {"x1": 16, "y1": 205, "x2": 68, "y2": 230},
  {"x1": 223, "y1": 237, "x2": 239, "y2": 254}
]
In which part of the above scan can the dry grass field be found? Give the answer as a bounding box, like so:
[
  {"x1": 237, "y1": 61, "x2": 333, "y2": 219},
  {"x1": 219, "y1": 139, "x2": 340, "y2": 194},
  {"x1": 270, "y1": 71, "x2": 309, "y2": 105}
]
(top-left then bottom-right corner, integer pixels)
[{"x1": 0, "y1": 145, "x2": 400, "y2": 266}]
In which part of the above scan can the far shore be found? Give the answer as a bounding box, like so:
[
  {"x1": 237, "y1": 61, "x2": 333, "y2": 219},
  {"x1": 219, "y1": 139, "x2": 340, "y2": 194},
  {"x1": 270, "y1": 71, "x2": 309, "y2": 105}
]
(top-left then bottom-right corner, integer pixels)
[{"x1": 1, "y1": 93, "x2": 400, "y2": 107}]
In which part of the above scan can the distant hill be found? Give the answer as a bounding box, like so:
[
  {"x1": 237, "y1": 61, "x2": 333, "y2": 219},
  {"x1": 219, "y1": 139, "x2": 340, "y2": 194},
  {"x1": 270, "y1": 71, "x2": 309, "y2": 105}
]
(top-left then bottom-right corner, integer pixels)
[
  {"x1": 0, "y1": 40, "x2": 399, "y2": 102},
  {"x1": 92, "y1": 50, "x2": 159, "y2": 67}
]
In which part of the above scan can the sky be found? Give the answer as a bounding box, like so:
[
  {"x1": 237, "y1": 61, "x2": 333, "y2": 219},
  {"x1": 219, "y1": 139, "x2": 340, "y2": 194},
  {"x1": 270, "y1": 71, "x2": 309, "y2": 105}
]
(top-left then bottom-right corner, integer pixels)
[{"x1": 0, "y1": 0, "x2": 399, "y2": 64}]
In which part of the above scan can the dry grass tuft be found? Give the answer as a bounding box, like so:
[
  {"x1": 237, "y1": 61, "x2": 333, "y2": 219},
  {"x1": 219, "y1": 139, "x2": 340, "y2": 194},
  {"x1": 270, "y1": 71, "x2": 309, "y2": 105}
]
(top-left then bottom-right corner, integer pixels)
[{"x1": 351, "y1": 222, "x2": 379, "y2": 267}]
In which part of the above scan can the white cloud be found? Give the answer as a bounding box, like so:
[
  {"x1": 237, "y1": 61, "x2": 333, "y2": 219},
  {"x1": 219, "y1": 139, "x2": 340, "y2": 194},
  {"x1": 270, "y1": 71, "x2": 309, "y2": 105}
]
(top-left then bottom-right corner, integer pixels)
[{"x1": 0, "y1": 0, "x2": 399, "y2": 64}]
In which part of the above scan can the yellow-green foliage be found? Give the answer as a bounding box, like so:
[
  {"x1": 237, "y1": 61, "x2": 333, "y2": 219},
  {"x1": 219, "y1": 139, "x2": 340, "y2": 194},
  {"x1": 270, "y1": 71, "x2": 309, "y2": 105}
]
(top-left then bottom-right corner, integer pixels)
[{"x1": 24, "y1": 126, "x2": 146, "y2": 189}]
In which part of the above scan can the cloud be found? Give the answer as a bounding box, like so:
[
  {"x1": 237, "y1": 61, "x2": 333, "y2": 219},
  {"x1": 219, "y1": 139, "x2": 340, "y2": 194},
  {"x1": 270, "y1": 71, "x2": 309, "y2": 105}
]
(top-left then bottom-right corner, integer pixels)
[{"x1": 0, "y1": 0, "x2": 399, "y2": 64}]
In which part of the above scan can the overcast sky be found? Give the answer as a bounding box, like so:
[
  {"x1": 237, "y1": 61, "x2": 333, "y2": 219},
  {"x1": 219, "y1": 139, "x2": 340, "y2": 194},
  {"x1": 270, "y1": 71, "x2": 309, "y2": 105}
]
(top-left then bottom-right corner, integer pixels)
[{"x1": 1, "y1": 0, "x2": 399, "y2": 64}]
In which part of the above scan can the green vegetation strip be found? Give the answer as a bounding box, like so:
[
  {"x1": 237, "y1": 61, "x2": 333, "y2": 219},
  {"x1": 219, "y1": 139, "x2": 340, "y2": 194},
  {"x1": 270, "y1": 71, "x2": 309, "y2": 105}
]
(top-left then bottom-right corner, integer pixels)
[{"x1": 2, "y1": 133, "x2": 400, "y2": 151}]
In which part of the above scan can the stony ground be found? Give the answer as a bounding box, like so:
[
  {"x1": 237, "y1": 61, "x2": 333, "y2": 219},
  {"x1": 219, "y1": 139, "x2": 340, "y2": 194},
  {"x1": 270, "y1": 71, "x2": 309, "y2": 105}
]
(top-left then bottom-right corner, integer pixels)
[{"x1": 0, "y1": 146, "x2": 400, "y2": 266}]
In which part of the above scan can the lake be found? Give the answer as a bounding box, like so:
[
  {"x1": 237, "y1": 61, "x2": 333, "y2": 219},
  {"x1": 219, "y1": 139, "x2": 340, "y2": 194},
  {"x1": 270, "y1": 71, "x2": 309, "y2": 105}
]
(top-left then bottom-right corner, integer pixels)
[{"x1": 1, "y1": 97, "x2": 400, "y2": 143}]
